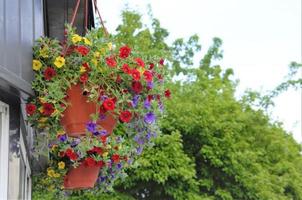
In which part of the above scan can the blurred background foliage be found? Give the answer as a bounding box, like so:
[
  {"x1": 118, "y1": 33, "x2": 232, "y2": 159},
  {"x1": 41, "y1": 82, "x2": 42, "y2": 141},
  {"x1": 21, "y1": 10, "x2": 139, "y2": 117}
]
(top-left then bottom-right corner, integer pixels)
[{"x1": 32, "y1": 10, "x2": 302, "y2": 200}]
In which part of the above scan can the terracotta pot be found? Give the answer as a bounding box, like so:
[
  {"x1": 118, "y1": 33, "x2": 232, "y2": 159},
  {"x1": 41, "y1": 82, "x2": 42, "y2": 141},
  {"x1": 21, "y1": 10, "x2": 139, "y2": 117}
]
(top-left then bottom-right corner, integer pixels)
[
  {"x1": 60, "y1": 84, "x2": 116, "y2": 137},
  {"x1": 64, "y1": 163, "x2": 100, "y2": 189}
]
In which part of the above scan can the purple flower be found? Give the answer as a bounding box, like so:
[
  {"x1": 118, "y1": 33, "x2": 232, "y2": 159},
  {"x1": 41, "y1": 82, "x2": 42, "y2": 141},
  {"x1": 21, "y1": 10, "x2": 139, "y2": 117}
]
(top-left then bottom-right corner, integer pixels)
[
  {"x1": 159, "y1": 102, "x2": 164, "y2": 112},
  {"x1": 116, "y1": 136, "x2": 122, "y2": 143},
  {"x1": 144, "y1": 99, "x2": 151, "y2": 109},
  {"x1": 99, "y1": 114, "x2": 106, "y2": 120},
  {"x1": 59, "y1": 134, "x2": 67, "y2": 142},
  {"x1": 146, "y1": 132, "x2": 152, "y2": 140},
  {"x1": 131, "y1": 95, "x2": 140, "y2": 108},
  {"x1": 99, "y1": 176, "x2": 106, "y2": 182},
  {"x1": 101, "y1": 95, "x2": 108, "y2": 101},
  {"x1": 144, "y1": 112, "x2": 156, "y2": 124},
  {"x1": 93, "y1": 131, "x2": 100, "y2": 136},
  {"x1": 71, "y1": 138, "x2": 81, "y2": 147},
  {"x1": 100, "y1": 130, "x2": 108, "y2": 136},
  {"x1": 147, "y1": 81, "x2": 154, "y2": 89},
  {"x1": 134, "y1": 135, "x2": 145, "y2": 145},
  {"x1": 86, "y1": 121, "x2": 97, "y2": 133},
  {"x1": 127, "y1": 158, "x2": 134, "y2": 165},
  {"x1": 136, "y1": 146, "x2": 143, "y2": 155},
  {"x1": 117, "y1": 163, "x2": 122, "y2": 169}
]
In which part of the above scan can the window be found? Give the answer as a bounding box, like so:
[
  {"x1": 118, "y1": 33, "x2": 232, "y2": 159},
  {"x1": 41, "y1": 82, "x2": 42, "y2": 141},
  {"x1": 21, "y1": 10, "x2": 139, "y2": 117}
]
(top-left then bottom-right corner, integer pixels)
[
  {"x1": 0, "y1": 101, "x2": 9, "y2": 200},
  {"x1": 0, "y1": 90, "x2": 32, "y2": 200},
  {"x1": 44, "y1": 0, "x2": 95, "y2": 40}
]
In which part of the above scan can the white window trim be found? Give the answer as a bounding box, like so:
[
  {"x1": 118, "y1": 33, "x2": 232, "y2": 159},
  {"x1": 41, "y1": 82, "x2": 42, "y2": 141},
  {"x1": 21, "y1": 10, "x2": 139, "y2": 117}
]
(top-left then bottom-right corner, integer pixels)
[
  {"x1": 20, "y1": 131, "x2": 32, "y2": 200},
  {"x1": 0, "y1": 101, "x2": 9, "y2": 200}
]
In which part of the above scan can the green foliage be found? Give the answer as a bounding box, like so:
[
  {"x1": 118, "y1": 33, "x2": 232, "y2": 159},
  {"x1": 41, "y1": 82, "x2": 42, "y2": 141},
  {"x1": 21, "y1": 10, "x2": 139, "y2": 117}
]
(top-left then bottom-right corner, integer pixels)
[{"x1": 32, "y1": 9, "x2": 302, "y2": 200}]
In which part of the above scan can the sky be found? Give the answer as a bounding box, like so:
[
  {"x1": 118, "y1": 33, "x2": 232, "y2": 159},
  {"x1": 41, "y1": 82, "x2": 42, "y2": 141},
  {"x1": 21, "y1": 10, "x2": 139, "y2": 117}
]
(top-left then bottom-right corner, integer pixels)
[{"x1": 98, "y1": 0, "x2": 302, "y2": 142}]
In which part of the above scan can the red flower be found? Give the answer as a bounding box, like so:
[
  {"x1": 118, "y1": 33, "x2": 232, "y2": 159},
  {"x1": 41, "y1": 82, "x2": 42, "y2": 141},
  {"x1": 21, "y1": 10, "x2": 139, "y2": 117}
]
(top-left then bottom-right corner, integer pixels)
[
  {"x1": 132, "y1": 81, "x2": 143, "y2": 94},
  {"x1": 44, "y1": 67, "x2": 56, "y2": 80},
  {"x1": 80, "y1": 73, "x2": 89, "y2": 83},
  {"x1": 111, "y1": 154, "x2": 120, "y2": 163},
  {"x1": 165, "y1": 89, "x2": 171, "y2": 98},
  {"x1": 157, "y1": 74, "x2": 163, "y2": 80},
  {"x1": 159, "y1": 58, "x2": 164, "y2": 65},
  {"x1": 119, "y1": 110, "x2": 132, "y2": 123},
  {"x1": 149, "y1": 63, "x2": 155, "y2": 70},
  {"x1": 77, "y1": 46, "x2": 90, "y2": 55},
  {"x1": 26, "y1": 103, "x2": 36, "y2": 115},
  {"x1": 135, "y1": 58, "x2": 145, "y2": 67},
  {"x1": 147, "y1": 95, "x2": 154, "y2": 102},
  {"x1": 76, "y1": 45, "x2": 90, "y2": 56},
  {"x1": 42, "y1": 103, "x2": 54, "y2": 116},
  {"x1": 143, "y1": 70, "x2": 153, "y2": 82},
  {"x1": 119, "y1": 45, "x2": 131, "y2": 59},
  {"x1": 91, "y1": 146, "x2": 103, "y2": 155},
  {"x1": 156, "y1": 94, "x2": 161, "y2": 101},
  {"x1": 121, "y1": 64, "x2": 131, "y2": 74},
  {"x1": 58, "y1": 151, "x2": 65, "y2": 157},
  {"x1": 82, "y1": 63, "x2": 91, "y2": 72},
  {"x1": 85, "y1": 157, "x2": 96, "y2": 167},
  {"x1": 96, "y1": 160, "x2": 105, "y2": 167},
  {"x1": 116, "y1": 75, "x2": 122, "y2": 83},
  {"x1": 106, "y1": 57, "x2": 117, "y2": 67},
  {"x1": 69, "y1": 152, "x2": 78, "y2": 161},
  {"x1": 131, "y1": 69, "x2": 141, "y2": 81},
  {"x1": 100, "y1": 135, "x2": 107, "y2": 144},
  {"x1": 65, "y1": 149, "x2": 73, "y2": 156},
  {"x1": 102, "y1": 98, "x2": 115, "y2": 111},
  {"x1": 66, "y1": 45, "x2": 76, "y2": 55}
]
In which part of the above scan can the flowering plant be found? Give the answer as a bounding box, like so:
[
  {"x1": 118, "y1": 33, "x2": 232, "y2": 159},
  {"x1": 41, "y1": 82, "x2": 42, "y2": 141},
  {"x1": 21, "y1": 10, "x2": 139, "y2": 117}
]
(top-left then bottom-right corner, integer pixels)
[{"x1": 27, "y1": 25, "x2": 170, "y2": 190}]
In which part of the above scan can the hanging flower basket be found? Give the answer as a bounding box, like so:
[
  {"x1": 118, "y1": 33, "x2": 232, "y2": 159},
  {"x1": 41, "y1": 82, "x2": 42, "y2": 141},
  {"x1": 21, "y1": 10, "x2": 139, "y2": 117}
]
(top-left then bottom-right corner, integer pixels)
[
  {"x1": 26, "y1": 2, "x2": 171, "y2": 190},
  {"x1": 60, "y1": 84, "x2": 116, "y2": 137},
  {"x1": 63, "y1": 163, "x2": 101, "y2": 189}
]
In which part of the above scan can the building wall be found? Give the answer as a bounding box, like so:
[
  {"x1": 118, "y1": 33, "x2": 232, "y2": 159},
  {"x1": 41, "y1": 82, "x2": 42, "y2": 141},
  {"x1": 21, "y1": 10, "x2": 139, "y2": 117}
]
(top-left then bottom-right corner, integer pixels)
[
  {"x1": 0, "y1": 0, "x2": 44, "y2": 95},
  {"x1": 0, "y1": 0, "x2": 44, "y2": 199}
]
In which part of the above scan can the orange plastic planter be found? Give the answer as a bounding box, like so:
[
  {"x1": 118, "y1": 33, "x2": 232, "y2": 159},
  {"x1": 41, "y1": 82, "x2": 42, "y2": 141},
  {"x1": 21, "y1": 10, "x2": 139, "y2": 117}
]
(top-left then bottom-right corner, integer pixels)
[
  {"x1": 60, "y1": 84, "x2": 116, "y2": 137},
  {"x1": 64, "y1": 163, "x2": 101, "y2": 189}
]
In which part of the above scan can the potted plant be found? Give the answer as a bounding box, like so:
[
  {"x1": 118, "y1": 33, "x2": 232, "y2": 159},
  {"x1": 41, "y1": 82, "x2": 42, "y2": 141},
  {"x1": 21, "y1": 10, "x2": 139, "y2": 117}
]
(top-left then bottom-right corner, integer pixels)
[{"x1": 26, "y1": 25, "x2": 170, "y2": 190}]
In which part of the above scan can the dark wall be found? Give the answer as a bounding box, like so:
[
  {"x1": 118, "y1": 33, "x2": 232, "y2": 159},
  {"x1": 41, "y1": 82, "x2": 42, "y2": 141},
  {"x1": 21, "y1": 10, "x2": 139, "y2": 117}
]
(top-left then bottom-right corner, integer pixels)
[{"x1": 0, "y1": 0, "x2": 44, "y2": 95}]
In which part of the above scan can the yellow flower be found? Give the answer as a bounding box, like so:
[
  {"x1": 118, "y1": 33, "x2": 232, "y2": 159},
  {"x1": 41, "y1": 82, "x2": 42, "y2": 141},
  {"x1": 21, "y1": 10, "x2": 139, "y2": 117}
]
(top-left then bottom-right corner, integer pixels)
[
  {"x1": 71, "y1": 34, "x2": 82, "y2": 43},
  {"x1": 94, "y1": 51, "x2": 100, "y2": 58},
  {"x1": 107, "y1": 145, "x2": 111, "y2": 149},
  {"x1": 83, "y1": 37, "x2": 92, "y2": 46},
  {"x1": 38, "y1": 117, "x2": 48, "y2": 123},
  {"x1": 80, "y1": 66, "x2": 86, "y2": 73},
  {"x1": 91, "y1": 59, "x2": 98, "y2": 67},
  {"x1": 32, "y1": 60, "x2": 42, "y2": 71},
  {"x1": 54, "y1": 56, "x2": 65, "y2": 68},
  {"x1": 38, "y1": 107, "x2": 44, "y2": 113},
  {"x1": 102, "y1": 152, "x2": 108, "y2": 157},
  {"x1": 57, "y1": 130, "x2": 65, "y2": 136},
  {"x1": 53, "y1": 173, "x2": 60, "y2": 178},
  {"x1": 58, "y1": 161, "x2": 65, "y2": 169},
  {"x1": 138, "y1": 68, "x2": 145, "y2": 75},
  {"x1": 39, "y1": 47, "x2": 49, "y2": 58},
  {"x1": 51, "y1": 145, "x2": 58, "y2": 151},
  {"x1": 47, "y1": 168, "x2": 55, "y2": 177},
  {"x1": 107, "y1": 43, "x2": 112, "y2": 50},
  {"x1": 39, "y1": 97, "x2": 46, "y2": 103}
]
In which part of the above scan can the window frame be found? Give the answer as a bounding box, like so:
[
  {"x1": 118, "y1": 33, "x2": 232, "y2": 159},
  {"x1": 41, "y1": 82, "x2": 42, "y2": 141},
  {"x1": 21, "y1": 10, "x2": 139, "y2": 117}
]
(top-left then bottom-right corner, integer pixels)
[{"x1": 0, "y1": 101, "x2": 9, "y2": 200}]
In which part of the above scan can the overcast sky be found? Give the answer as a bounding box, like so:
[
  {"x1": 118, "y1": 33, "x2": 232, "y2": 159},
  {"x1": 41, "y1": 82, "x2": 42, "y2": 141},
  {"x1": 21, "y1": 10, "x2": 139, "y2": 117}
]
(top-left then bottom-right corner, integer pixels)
[{"x1": 98, "y1": 0, "x2": 302, "y2": 142}]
